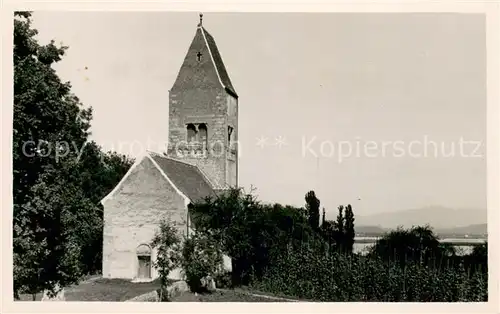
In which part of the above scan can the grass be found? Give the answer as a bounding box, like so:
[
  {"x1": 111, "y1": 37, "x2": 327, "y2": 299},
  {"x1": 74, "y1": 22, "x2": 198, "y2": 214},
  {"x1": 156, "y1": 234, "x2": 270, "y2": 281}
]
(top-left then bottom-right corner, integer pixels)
[
  {"x1": 64, "y1": 278, "x2": 162, "y2": 301},
  {"x1": 17, "y1": 277, "x2": 294, "y2": 302},
  {"x1": 171, "y1": 289, "x2": 291, "y2": 302},
  {"x1": 17, "y1": 292, "x2": 43, "y2": 301},
  {"x1": 17, "y1": 277, "x2": 161, "y2": 302},
  {"x1": 233, "y1": 286, "x2": 304, "y2": 301}
]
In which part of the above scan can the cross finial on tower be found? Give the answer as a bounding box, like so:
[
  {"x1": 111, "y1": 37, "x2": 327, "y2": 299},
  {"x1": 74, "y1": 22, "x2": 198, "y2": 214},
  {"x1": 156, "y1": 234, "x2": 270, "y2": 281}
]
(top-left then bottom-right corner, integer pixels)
[{"x1": 198, "y1": 13, "x2": 203, "y2": 27}]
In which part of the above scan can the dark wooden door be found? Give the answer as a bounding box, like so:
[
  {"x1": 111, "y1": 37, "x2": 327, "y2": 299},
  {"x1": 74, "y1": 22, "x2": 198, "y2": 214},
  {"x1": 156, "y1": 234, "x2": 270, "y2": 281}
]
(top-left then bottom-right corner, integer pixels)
[{"x1": 137, "y1": 256, "x2": 151, "y2": 279}]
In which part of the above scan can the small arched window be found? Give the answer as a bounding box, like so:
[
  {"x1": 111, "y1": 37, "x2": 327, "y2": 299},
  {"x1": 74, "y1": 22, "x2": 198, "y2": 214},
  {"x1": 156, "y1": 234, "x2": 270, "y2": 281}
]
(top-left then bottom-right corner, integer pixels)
[
  {"x1": 187, "y1": 124, "x2": 197, "y2": 143},
  {"x1": 198, "y1": 123, "x2": 208, "y2": 148}
]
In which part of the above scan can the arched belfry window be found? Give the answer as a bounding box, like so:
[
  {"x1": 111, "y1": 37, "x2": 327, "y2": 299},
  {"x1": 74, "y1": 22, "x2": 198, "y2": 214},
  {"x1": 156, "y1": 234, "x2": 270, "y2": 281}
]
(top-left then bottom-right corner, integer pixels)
[
  {"x1": 198, "y1": 123, "x2": 208, "y2": 148},
  {"x1": 187, "y1": 124, "x2": 197, "y2": 143},
  {"x1": 228, "y1": 126, "x2": 234, "y2": 146},
  {"x1": 136, "y1": 244, "x2": 152, "y2": 279}
]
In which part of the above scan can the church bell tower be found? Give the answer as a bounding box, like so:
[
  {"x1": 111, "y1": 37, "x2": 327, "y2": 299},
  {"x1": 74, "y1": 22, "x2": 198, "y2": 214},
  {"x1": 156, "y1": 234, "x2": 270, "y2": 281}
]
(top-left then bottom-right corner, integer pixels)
[{"x1": 167, "y1": 14, "x2": 238, "y2": 189}]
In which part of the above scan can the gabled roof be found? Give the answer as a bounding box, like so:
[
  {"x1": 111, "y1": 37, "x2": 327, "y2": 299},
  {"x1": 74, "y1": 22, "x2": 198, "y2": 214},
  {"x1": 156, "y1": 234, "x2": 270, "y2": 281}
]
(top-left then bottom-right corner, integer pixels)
[
  {"x1": 199, "y1": 26, "x2": 238, "y2": 98},
  {"x1": 100, "y1": 151, "x2": 217, "y2": 206},
  {"x1": 149, "y1": 153, "x2": 217, "y2": 204}
]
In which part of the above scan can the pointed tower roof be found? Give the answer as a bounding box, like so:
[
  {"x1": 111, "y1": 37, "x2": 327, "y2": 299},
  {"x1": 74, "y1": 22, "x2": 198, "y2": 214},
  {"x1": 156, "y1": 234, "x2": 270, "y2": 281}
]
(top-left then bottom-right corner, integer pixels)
[{"x1": 197, "y1": 14, "x2": 238, "y2": 98}]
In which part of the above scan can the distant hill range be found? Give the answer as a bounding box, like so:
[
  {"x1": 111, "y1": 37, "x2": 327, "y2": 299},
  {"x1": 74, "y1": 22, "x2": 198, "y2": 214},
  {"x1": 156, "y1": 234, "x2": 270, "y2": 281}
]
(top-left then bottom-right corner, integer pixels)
[{"x1": 354, "y1": 206, "x2": 487, "y2": 238}]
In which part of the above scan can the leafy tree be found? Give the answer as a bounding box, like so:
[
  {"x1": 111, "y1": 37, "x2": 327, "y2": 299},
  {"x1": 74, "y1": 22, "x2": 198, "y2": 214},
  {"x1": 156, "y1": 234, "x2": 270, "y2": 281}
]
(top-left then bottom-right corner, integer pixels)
[
  {"x1": 151, "y1": 218, "x2": 182, "y2": 301},
  {"x1": 305, "y1": 191, "x2": 320, "y2": 231},
  {"x1": 368, "y1": 225, "x2": 444, "y2": 266},
  {"x1": 13, "y1": 167, "x2": 91, "y2": 299},
  {"x1": 344, "y1": 204, "x2": 355, "y2": 254},
  {"x1": 471, "y1": 241, "x2": 487, "y2": 259},
  {"x1": 13, "y1": 12, "x2": 91, "y2": 207},
  {"x1": 321, "y1": 219, "x2": 335, "y2": 250},
  {"x1": 75, "y1": 141, "x2": 134, "y2": 204},
  {"x1": 319, "y1": 205, "x2": 354, "y2": 254},
  {"x1": 13, "y1": 11, "x2": 93, "y2": 298},
  {"x1": 466, "y1": 241, "x2": 487, "y2": 274},
  {"x1": 190, "y1": 188, "x2": 275, "y2": 285},
  {"x1": 190, "y1": 188, "x2": 320, "y2": 285},
  {"x1": 13, "y1": 11, "x2": 134, "y2": 297}
]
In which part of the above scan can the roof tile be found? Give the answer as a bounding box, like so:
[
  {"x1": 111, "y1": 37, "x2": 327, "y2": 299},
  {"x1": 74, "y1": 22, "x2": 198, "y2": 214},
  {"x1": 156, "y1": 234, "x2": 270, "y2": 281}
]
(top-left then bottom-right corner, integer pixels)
[{"x1": 149, "y1": 153, "x2": 216, "y2": 203}]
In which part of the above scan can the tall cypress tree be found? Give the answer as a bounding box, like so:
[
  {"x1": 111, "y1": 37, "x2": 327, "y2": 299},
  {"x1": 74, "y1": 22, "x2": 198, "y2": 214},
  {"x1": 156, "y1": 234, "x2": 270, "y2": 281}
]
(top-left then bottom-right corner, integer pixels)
[
  {"x1": 321, "y1": 207, "x2": 326, "y2": 227},
  {"x1": 334, "y1": 205, "x2": 345, "y2": 253},
  {"x1": 305, "y1": 191, "x2": 320, "y2": 231},
  {"x1": 344, "y1": 204, "x2": 355, "y2": 254}
]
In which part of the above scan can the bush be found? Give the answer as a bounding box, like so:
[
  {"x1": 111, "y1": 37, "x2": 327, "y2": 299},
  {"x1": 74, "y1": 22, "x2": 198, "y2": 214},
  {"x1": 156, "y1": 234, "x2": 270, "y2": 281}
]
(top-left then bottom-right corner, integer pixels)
[
  {"x1": 180, "y1": 233, "x2": 223, "y2": 293},
  {"x1": 368, "y1": 225, "x2": 445, "y2": 266},
  {"x1": 214, "y1": 271, "x2": 232, "y2": 289}
]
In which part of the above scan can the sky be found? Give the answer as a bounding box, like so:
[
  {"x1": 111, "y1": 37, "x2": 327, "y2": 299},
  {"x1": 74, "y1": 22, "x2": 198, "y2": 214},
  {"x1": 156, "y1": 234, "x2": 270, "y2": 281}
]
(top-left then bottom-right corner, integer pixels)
[{"x1": 31, "y1": 12, "x2": 487, "y2": 218}]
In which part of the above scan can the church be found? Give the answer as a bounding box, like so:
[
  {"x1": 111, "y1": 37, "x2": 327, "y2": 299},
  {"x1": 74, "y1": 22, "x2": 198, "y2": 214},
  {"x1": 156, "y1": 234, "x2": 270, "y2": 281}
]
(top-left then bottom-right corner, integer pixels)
[{"x1": 101, "y1": 14, "x2": 238, "y2": 281}]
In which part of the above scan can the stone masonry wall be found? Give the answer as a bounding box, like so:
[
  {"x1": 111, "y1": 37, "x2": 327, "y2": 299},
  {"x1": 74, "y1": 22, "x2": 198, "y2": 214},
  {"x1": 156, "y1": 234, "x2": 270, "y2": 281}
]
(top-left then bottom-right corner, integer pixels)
[
  {"x1": 167, "y1": 27, "x2": 234, "y2": 189},
  {"x1": 168, "y1": 90, "x2": 229, "y2": 189},
  {"x1": 226, "y1": 94, "x2": 238, "y2": 187},
  {"x1": 102, "y1": 156, "x2": 187, "y2": 280}
]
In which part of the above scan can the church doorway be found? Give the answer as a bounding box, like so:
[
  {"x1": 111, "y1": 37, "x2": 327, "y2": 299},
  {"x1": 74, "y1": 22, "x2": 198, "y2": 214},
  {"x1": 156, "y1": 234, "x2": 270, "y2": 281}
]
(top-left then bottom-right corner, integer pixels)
[{"x1": 136, "y1": 244, "x2": 152, "y2": 279}]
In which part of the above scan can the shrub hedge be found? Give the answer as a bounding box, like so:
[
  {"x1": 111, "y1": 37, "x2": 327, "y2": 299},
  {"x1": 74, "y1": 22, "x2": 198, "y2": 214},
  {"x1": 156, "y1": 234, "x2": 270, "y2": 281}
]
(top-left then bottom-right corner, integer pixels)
[{"x1": 250, "y1": 250, "x2": 487, "y2": 302}]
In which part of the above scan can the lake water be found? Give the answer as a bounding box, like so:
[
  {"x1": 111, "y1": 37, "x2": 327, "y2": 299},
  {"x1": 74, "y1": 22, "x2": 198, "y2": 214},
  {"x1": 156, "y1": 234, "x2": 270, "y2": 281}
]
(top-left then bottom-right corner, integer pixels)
[{"x1": 353, "y1": 237, "x2": 485, "y2": 256}]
